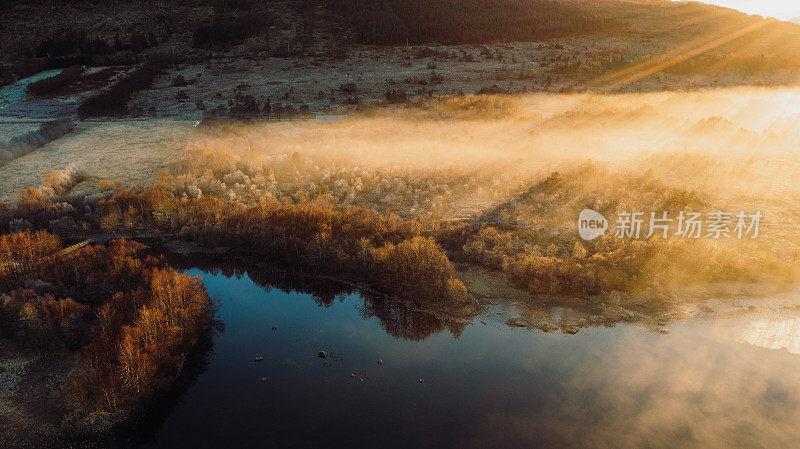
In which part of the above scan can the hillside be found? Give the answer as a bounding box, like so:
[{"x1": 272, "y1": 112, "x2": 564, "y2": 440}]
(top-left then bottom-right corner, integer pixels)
[{"x1": 2, "y1": 0, "x2": 800, "y2": 119}]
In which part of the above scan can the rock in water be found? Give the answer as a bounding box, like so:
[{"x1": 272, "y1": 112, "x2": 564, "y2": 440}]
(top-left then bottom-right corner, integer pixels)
[
  {"x1": 506, "y1": 318, "x2": 527, "y2": 328},
  {"x1": 317, "y1": 351, "x2": 328, "y2": 359}
]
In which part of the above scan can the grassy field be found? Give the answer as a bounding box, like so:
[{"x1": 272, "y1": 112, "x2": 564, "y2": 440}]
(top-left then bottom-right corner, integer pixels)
[{"x1": 0, "y1": 120, "x2": 193, "y2": 204}]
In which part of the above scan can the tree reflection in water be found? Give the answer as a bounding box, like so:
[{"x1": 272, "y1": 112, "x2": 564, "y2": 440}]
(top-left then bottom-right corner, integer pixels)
[{"x1": 173, "y1": 254, "x2": 469, "y2": 342}]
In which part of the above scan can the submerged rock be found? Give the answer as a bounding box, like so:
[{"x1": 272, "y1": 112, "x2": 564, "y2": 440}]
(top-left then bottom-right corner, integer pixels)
[
  {"x1": 563, "y1": 326, "x2": 579, "y2": 335},
  {"x1": 536, "y1": 322, "x2": 556, "y2": 333},
  {"x1": 699, "y1": 305, "x2": 714, "y2": 313},
  {"x1": 506, "y1": 317, "x2": 527, "y2": 328},
  {"x1": 659, "y1": 328, "x2": 670, "y2": 334},
  {"x1": 317, "y1": 351, "x2": 328, "y2": 359}
]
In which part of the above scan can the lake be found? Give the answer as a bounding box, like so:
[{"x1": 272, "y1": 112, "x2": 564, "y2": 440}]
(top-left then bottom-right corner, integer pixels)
[{"x1": 121, "y1": 266, "x2": 800, "y2": 449}]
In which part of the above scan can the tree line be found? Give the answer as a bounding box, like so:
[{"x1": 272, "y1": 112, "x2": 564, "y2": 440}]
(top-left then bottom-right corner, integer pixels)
[
  {"x1": 0, "y1": 231, "x2": 214, "y2": 430},
  {"x1": 327, "y1": 0, "x2": 614, "y2": 45}
]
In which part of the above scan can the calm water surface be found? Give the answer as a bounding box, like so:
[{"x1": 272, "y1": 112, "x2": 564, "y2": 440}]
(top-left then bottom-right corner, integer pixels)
[{"x1": 125, "y1": 268, "x2": 800, "y2": 449}]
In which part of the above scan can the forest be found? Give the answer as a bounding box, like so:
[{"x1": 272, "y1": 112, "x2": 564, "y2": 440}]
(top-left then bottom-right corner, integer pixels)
[
  {"x1": 0, "y1": 231, "x2": 214, "y2": 432},
  {"x1": 2, "y1": 173, "x2": 470, "y2": 308},
  {"x1": 326, "y1": 0, "x2": 613, "y2": 44}
]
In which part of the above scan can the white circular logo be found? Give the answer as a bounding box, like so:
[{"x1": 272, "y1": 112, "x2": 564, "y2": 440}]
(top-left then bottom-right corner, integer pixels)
[{"x1": 578, "y1": 209, "x2": 608, "y2": 241}]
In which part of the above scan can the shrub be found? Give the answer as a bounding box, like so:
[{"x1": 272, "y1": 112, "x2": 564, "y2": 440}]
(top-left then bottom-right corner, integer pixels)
[
  {"x1": 369, "y1": 236, "x2": 466, "y2": 302},
  {"x1": 0, "y1": 118, "x2": 76, "y2": 164},
  {"x1": 171, "y1": 74, "x2": 188, "y2": 87},
  {"x1": 0, "y1": 229, "x2": 61, "y2": 270},
  {"x1": 0, "y1": 231, "x2": 214, "y2": 421},
  {"x1": 26, "y1": 66, "x2": 83, "y2": 96},
  {"x1": 476, "y1": 84, "x2": 509, "y2": 95},
  {"x1": 78, "y1": 62, "x2": 164, "y2": 118},
  {"x1": 327, "y1": 0, "x2": 612, "y2": 45},
  {"x1": 338, "y1": 83, "x2": 358, "y2": 95},
  {"x1": 97, "y1": 180, "x2": 116, "y2": 190},
  {"x1": 39, "y1": 163, "x2": 87, "y2": 196},
  {"x1": 34, "y1": 28, "x2": 112, "y2": 61},
  {"x1": 385, "y1": 89, "x2": 408, "y2": 104},
  {"x1": 191, "y1": 13, "x2": 267, "y2": 48},
  {"x1": 228, "y1": 93, "x2": 263, "y2": 119}
]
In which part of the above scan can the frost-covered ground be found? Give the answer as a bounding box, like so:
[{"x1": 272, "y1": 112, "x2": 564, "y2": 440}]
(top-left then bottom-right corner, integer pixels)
[
  {"x1": 0, "y1": 123, "x2": 39, "y2": 141},
  {"x1": 5, "y1": 86, "x2": 800, "y2": 210},
  {"x1": 0, "y1": 120, "x2": 193, "y2": 203},
  {"x1": 0, "y1": 70, "x2": 61, "y2": 111},
  {"x1": 133, "y1": 38, "x2": 787, "y2": 120},
  {"x1": 0, "y1": 67, "x2": 128, "y2": 120}
]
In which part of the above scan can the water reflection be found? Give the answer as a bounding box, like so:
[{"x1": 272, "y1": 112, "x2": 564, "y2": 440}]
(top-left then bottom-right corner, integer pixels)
[
  {"x1": 125, "y1": 265, "x2": 800, "y2": 449},
  {"x1": 711, "y1": 309, "x2": 800, "y2": 355},
  {"x1": 175, "y1": 256, "x2": 468, "y2": 342},
  {"x1": 359, "y1": 295, "x2": 465, "y2": 341}
]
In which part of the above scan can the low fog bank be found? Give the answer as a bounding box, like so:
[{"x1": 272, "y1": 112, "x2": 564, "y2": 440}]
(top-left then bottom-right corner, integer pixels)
[
  {"x1": 169, "y1": 86, "x2": 800, "y2": 301},
  {"x1": 182, "y1": 86, "x2": 800, "y2": 232},
  {"x1": 4, "y1": 85, "x2": 800, "y2": 309}
]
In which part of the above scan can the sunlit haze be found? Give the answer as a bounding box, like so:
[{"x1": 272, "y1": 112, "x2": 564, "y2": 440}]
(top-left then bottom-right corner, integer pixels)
[
  {"x1": 682, "y1": 0, "x2": 800, "y2": 19},
  {"x1": 5, "y1": 0, "x2": 800, "y2": 447}
]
